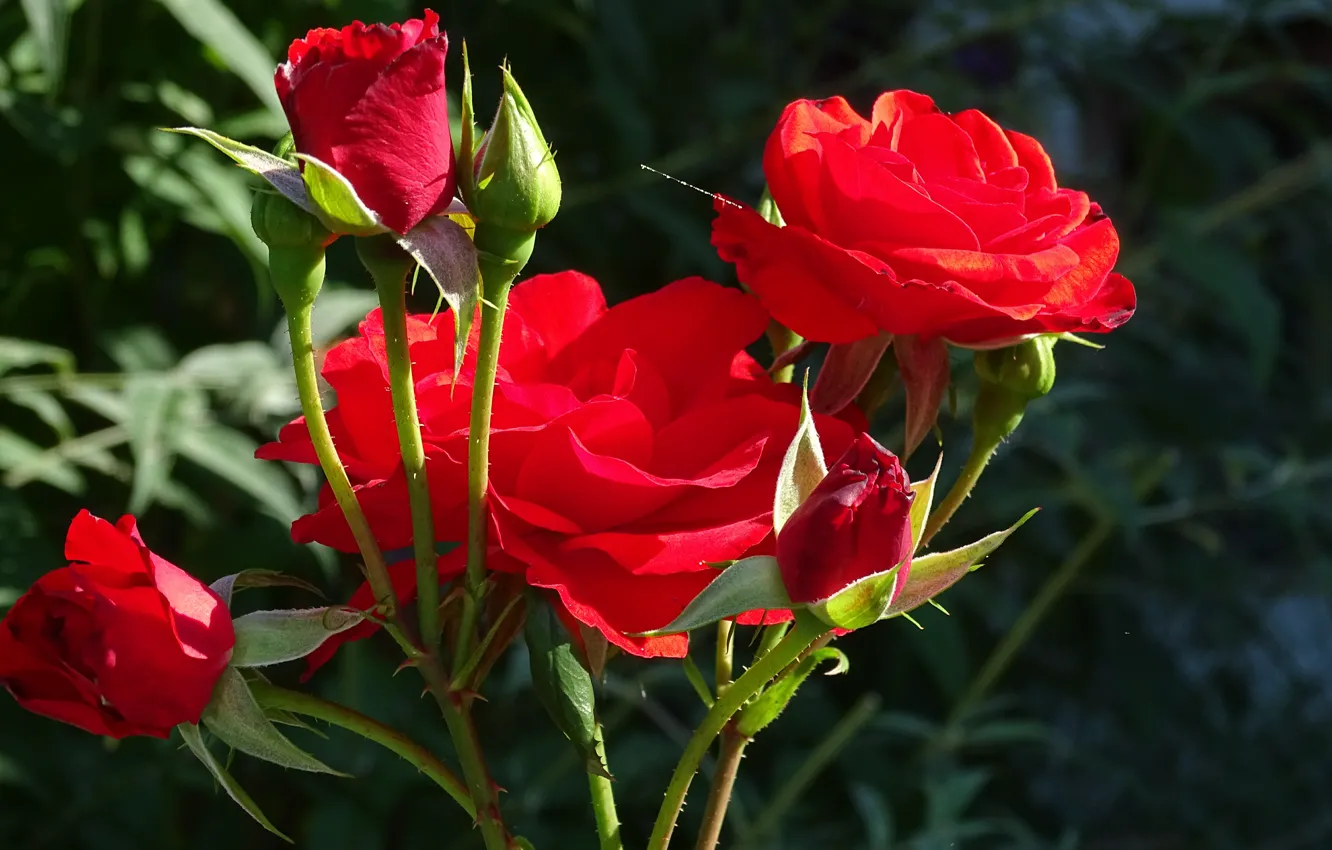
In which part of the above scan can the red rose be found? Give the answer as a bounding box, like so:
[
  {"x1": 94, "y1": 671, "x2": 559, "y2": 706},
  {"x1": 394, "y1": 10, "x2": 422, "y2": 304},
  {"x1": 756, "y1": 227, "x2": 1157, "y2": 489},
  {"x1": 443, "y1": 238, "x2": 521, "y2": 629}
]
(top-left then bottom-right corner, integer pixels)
[
  {"x1": 712, "y1": 91, "x2": 1135, "y2": 347},
  {"x1": 258, "y1": 272, "x2": 861, "y2": 670},
  {"x1": 275, "y1": 10, "x2": 455, "y2": 235},
  {"x1": 776, "y1": 434, "x2": 915, "y2": 607},
  {"x1": 0, "y1": 511, "x2": 234, "y2": 739}
]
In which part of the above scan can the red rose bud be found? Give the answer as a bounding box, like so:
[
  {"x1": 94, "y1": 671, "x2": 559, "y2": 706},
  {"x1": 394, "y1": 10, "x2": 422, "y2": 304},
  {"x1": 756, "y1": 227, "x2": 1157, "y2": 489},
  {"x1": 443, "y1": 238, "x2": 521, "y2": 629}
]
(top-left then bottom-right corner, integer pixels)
[
  {"x1": 776, "y1": 434, "x2": 915, "y2": 629},
  {"x1": 275, "y1": 10, "x2": 456, "y2": 235},
  {"x1": 971, "y1": 335, "x2": 1057, "y2": 449},
  {"x1": 0, "y1": 511, "x2": 234, "y2": 739}
]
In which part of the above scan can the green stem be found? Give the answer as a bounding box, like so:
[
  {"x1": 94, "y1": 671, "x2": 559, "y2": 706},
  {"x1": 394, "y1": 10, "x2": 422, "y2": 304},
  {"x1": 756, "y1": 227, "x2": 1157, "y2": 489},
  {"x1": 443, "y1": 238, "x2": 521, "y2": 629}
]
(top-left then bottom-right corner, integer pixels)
[
  {"x1": 369, "y1": 259, "x2": 441, "y2": 651},
  {"x1": 754, "y1": 621, "x2": 790, "y2": 661},
  {"x1": 455, "y1": 272, "x2": 513, "y2": 675},
  {"x1": 248, "y1": 680, "x2": 473, "y2": 818},
  {"x1": 693, "y1": 729, "x2": 748, "y2": 850},
  {"x1": 734, "y1": 693, "x2": 881, "y2": 850},
  {"x1": 286, "y1": 305, "x2": 413, "y2": 656},
  {"x1": 766, "y1": 320, "x2": 800, "y2": 384},
  {"x1": 648, "y1": 613, "x2": 830, "y2": 850},
  {"x1": 589, "y1": 721, "x2": 623, "y2": 850},
  {"x1": 714, "y1": 620, "x2": 734, "y2": 695},
  {"x1": 919, "y1": 437, "x2": 999, "y2": 549},
  {"x1": 417, "y1": 661, "x2": 511, "y2": 850}
]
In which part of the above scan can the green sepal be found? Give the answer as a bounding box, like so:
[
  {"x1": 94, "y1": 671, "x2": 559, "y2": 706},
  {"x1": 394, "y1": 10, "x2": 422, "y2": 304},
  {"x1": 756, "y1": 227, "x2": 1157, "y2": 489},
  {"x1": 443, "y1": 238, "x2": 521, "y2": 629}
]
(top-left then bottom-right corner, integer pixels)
[
  {"x1": 881, "y1": 508, "x2": 1039, "y2": 621},
  {"x1": 458, "y1": 42, "x2": 478, "y2": 210},
  {"x1": 228, "y1": 607, "x2": 363, "y2": 668},
  {"x1": 639, "y1": 556, "x2": 793, "y2": 636},
  {"x1": 177, "y1": 722, "x2": 291, "y2": 842},
  {"x1": 907, "y1": 453, "x2": 944, "y2": 553},
  {"x1": 210, "y1": 569, "x2": 325, "y2": 609},
  {"x1": 202, "y1": 668, "x2": 348, "y2": 776},
  {"x1": 809, "y1": 559, "x2": 908, "y2": 630},
  {"x1": 774, "y1": 375, "x2": 826, "y2": 534},
  {"x1": 524, "y1": 592, "x2": 611, "y2": 780},
  {"x1": 166, "y1": 127, "x2": 312, "y2": 215},
  {"x1": 293, "y1": 153, "x2": 385, "y2": 236},
  {"x1": 392, "y1": 216, "x2": 481, "y2": 378}
]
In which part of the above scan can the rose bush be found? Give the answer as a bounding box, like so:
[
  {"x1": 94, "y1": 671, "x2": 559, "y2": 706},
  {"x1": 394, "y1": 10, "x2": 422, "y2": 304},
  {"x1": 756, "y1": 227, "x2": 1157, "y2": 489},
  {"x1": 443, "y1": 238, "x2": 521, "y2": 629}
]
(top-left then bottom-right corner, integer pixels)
[
  {"x1": 276, "y1": 9, "x2": 455, "y2": 235},
  {"x1": 777, "y1": 433, "x2": 915, "y2": 608},
  {"x1": 258, "y1": 272, "x2": 862, "y2": 669},
  {"x1": 0, "y1": 511, "x2": 234, "y2": 738},
  {"x1": 712, "y1": 90, "x2": 1136, "y2": 347}
]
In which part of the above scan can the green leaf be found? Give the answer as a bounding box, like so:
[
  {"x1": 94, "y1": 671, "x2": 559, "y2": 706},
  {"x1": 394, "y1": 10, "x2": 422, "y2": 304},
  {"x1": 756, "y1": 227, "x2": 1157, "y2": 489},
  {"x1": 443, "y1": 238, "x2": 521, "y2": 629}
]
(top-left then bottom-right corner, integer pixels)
[
  {"x1": 395, "y1": 216, "x2": 481, "y2": 376},
  {"x1": 0, "y1": 428, "x2": 83, "y2": 493},
  {"x1": 882, "y1": 508, "x2": 1040, "y2": 621},
  {"x1": 294, "y1": 153, "x2": 385, "y2": 236},
  {"x1": 19, "y1": 0, "x2": 70, "y2": 93},
  {"x1": 909, "y1": 452, "x2": 944, "y2": 552},
  {"x1": 229, "y1": 607, "x2": 363, "y2": 668},
  {"x1": 642, "y1": 555, "x2": 793, "y2": 635},
  {"x1": 157, "y1": 0, "x2": 284, "y2": 121},
  {"x1": 524, "y1": 593, "x2": 610, "y2": 779},
  {"x1": 774, "y1": 377, "x2": 826, "y2": 533},
  {"x1": 177, "y1": 722, "x2": 291, "y2": 842},
  {"x1": 0, "y1": 337, "x2": 73, "y2": 375},
  {"x1": 736, "y1": 647, "x2": 847, "y2": 737},
  {"x1": 124, "y1": 377, "x2": 188, "y2": 514},
  {"x1": 175, "y1": 422, "x2": 304, "y2": 522},
  {"x1": 202, "y1": 668, "x2": 348, "y2": 776},
  {"x1": 166, "y1": 127, "x2": 312, "y2": 214}
]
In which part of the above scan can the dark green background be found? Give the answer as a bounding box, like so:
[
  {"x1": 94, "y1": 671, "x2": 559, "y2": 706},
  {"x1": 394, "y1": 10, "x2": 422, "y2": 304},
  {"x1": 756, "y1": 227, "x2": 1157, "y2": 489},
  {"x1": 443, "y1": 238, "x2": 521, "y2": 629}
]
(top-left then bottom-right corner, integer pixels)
[{"x1": 3, "y1": 1, "x2": 1330, "y2": 848}]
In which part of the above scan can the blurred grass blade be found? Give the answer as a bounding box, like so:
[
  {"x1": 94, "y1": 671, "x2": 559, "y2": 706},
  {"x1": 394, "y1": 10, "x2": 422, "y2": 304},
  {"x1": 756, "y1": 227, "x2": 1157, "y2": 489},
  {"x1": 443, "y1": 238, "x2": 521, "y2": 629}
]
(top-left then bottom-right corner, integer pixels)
[
  {"x1": 157, "y1": 0, "x2": 284, "y2": 121},
  {"x1": 19, "y1": 0, "x2": 70, "y2": 93},
  {"x1": 124, "y1": 378, "x2": 185, "y2": 513},
  {"x1": 176, "y1": 422, "x2": 303, "y2": 522}
]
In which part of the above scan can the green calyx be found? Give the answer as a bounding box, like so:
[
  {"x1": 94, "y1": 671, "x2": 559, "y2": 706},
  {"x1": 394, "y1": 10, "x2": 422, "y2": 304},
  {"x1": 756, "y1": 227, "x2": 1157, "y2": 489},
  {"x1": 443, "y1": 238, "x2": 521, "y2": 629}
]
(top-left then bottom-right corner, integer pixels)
[
  {"x1": 971, "y1": 336, "x2": 1058, "y2": 448},
  {"x1": 355, "y1": 233, "x2": 416, "y2": 284},
  {"x1": 251, "y1": 191, "x2": 330, "y2": 312},
  {"x1": 470, "y1": 67, "x2": 561, "y2": 234}
]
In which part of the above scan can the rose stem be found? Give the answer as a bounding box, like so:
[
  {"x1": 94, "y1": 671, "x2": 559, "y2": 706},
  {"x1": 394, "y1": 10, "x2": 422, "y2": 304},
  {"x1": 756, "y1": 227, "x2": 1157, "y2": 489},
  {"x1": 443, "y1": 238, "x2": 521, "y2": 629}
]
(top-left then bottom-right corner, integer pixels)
[
  {"x1": 455, "y1": 234, "x2": 527, "y2": 674},
  {"x1": 692, "y1": 728, "x2": 748, "y2": 850},
  {"x1": 588, "y1": 720, "x2": 623, "y2": 850},
  {"x1": 248, "y1": 680, "x2": 473, "y2": 819},
  {"x1": 648, "y1": 612, "x2": 830, "y2": 850},
  {"x1": 919, "y1": 437, "x2": 998, "y2": 549},
  {"x1": 715, "y1": 619, "x2": 735, "y2": 695},
  {"x1": 284, "y1": 255, "x2": 508, "y2": 850},
  {"x1": 285, "y1": 301, "x2": 417, "y2": 659},
  {"x1": 359, "y1": 237, "x2": 442, "y2": 652}
]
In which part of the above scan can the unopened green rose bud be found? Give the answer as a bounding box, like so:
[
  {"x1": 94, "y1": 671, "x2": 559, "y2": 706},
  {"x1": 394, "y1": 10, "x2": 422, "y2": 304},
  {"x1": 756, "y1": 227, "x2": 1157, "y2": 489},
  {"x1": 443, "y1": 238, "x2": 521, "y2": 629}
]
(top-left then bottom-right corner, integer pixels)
[
  {"x1": 471, "y1": 68, "x2": 561, "y2": 235},
  {"x1": 251, "y1": 186, "x2": 332, "y2": 313},
  {"x1": 973, "y1": 336, "x2": 1057, "y2": 400},
  {"x1": 971, "y1": 336, "x2": 1057, "y2": 449}
]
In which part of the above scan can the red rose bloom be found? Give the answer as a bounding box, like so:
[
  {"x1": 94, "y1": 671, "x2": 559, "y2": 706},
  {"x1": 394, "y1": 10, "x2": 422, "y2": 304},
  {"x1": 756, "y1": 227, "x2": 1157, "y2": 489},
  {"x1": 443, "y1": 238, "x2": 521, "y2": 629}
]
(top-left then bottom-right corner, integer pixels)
[
  {"x1": 776, "y1": 434, "x2": 915, "y2": 608},
  {"x1": 258, "y1": 272, "x2": 861, "y2": 669},
  {"x1": 276, "y1": 10, "x2": 455, "y2": 235},
  {"x1": 0, "y1": 511, "x2": 234, "y2": 739},
  {"x1": 712, "y1": 91, "x2": 1135, "y2": 347}
]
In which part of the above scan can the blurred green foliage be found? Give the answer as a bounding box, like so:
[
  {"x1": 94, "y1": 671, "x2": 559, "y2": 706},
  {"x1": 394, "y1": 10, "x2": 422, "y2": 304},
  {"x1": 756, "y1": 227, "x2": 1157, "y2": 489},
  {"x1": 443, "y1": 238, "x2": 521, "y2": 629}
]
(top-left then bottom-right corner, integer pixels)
[{"x1": 3, "y1": 0, "x2": 1332, "y2": 848}]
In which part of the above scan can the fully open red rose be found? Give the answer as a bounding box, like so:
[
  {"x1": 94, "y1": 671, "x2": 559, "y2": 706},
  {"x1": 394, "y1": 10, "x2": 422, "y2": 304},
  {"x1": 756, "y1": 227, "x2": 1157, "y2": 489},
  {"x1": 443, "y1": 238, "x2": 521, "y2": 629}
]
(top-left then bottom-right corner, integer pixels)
[
  {"x1": 258, "y1": 272, "x2": 861, "y2": 670},
  {"x1": 0, "y1": 511, "x2": 234, "y2": 739},
  {"x1": 712, "y1": 91, "x2": 1135, "y2": 347},
  {"x1": 776, "y1": 434, "x2": 915, "y2": 608},
  {"x1": 276, "y1": 10, "x2": 455, "y2": 235}
]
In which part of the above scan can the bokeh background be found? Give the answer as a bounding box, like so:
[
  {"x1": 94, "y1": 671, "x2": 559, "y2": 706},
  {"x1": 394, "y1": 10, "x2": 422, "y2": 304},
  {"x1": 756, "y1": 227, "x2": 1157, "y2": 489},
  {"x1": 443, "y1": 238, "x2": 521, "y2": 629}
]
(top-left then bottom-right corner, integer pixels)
[{"x1": 3, "y1": 0, "x2": 1331, "y2": 848}]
